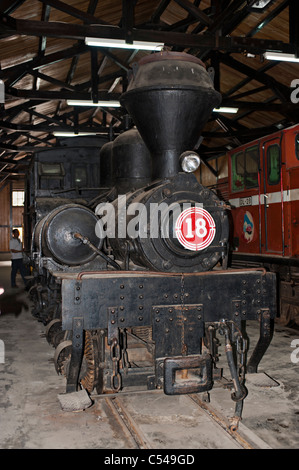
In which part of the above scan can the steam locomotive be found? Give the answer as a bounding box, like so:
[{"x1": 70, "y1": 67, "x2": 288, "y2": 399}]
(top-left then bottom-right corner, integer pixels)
[{"x1": 25, "y1": 51, "x2": 277, "y2": 428}]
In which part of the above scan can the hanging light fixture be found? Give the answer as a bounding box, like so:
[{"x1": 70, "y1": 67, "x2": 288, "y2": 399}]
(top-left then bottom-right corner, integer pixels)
[
  {"x1": 66, "y1": 99, "x2": 121, "y2": 107},
  {"x1": 85, "y1": 37, "x2": 164, "y2": 51}
]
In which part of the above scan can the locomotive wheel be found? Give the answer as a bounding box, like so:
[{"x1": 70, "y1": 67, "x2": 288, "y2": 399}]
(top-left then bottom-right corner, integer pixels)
[
  {"x1": 54, "y1": 340, "x2": 72, "y2": 375},
  {"x1": 54, "y1": 332, "x2": 103, "y2": 394},
  {"x1": 45, "y1": 319, "x2": 62, "y2": 347}
]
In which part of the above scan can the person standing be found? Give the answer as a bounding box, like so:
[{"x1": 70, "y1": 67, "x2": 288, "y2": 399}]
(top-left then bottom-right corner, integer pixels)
[{"x1": 9, "y1": 229, "x2": 27, "y2": 288}]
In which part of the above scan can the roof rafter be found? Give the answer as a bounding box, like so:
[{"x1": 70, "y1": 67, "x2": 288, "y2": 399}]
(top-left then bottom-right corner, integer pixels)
[{"x1": 0, "y1": 0, "x2": 298, "y2": 168}]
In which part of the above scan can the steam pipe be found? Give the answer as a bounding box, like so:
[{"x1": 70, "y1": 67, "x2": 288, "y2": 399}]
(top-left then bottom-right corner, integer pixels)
[{"x1": 73, "y1": 232, "x2": 121, "y2": 270}]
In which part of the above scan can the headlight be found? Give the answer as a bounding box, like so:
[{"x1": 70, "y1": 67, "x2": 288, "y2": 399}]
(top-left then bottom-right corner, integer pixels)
[{"x1": 179, "y1": 151, "x2": 201, "y2": 173}]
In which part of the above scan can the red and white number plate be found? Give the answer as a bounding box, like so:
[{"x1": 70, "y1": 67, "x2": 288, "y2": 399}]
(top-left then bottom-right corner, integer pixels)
[{"x1": 175, "y1": 207, "x2": 216, "y2": 251}]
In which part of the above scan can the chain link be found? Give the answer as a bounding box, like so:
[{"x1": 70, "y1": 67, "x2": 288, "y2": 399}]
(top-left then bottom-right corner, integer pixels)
[
  {"x1": 120, "y1": 329, "x2": 129, "y2": 375},
  {"x1": 110, "y1": 337, "x2": 121, "y2": 392},
  {"x1": 236, "y1": 334, "x2": 247, "y2": 385}
]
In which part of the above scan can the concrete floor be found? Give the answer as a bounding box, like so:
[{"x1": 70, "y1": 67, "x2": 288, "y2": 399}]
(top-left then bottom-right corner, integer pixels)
[{"x1": 1, "y1": 256, "x2": 299, "y2": 449}]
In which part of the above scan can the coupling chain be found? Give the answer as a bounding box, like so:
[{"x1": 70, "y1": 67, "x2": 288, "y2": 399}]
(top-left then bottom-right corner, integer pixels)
[
  {"x1": 120, "y1": 329, "x2": 129, "y2": 375},
  {"x1": 236, "y1": 333, "x2": 247, "y2": 385},
  {"x1": 110, "y1": 337, "x2": 121, "y2": 392}
]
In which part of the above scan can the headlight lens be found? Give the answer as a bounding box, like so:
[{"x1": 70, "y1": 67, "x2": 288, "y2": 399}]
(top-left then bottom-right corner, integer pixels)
[{"x1": 180, "y1": 151, "x2": 201, "y2": 173}]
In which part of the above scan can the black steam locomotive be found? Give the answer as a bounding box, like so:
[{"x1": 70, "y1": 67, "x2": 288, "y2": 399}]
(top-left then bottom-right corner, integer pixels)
[{"x1": 25, "y1": 52, "x2": 277, "y2": 428}]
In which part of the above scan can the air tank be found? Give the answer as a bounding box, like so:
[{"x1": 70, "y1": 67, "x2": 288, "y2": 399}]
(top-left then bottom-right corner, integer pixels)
[{"x1": 34, "y1": 204, "x2": 103, "y2": 266}]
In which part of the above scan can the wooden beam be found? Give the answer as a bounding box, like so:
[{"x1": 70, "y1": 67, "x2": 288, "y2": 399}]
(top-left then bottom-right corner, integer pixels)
[
  {"x1": 219, "y1": 53, "x2": 291, "y2": 102},
  {"x1": 0, "y1": 0, "x2": 26, "y2": 14},
  {"x1": 151, "y1": 0, "x2": 171, "y2": 23},
  {"x1": 37, "y1": 0, "x2": 108, "y2": 25},
  {"x1": 1, "y1": 16, "x2": 292, "y2": 55},
  {"x1": 173, "y1": 0, "x2": 212, "y2": 25},
  {"x1": 90, "y1": 49, "x2": 99, "y2": 103},
  {"x1": 1, "y1": 42, "x2": 89, "y2": 87},
  {"x1": 121, "y1": 0, "x2": 135, "y2": 44},
  {"x1": 289, "y1": 0, "x2": 299, "y2": 56},
  {"x1": 28, "y1": 70, "x2": 78, "y2": 91},
  {"x1": 6, "y1": 87, "x2": 120, "y2": 102},
  {"x1": 0, "y1": 119, "x2": 111, "y2": 134},
  {"x1": 246, "y1": 0, "x2": 289, "y2": 38}
]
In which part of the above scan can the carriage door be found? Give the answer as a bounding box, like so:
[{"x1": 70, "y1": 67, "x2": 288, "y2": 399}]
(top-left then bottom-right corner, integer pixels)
[{"x1": 262, "y1": 138, "x2": 283, "y2": 254}]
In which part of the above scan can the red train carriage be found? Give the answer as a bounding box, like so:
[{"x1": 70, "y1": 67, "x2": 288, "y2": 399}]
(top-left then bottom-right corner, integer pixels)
[{"x1": 198, "y1": 124, "x2": 299, "y2": 326}]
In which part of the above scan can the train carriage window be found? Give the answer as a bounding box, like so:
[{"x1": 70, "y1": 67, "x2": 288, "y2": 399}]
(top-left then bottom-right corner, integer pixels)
[
  {"x1": 244, "y1": 146, "x2": 259, "y2": 189},
  {"x1": 73, "y1": 166, "x2": 87, "y2": 186},
  {"x1": 231, "y1": 151, "x2": 245, "y2": 191},
  {"x1": 267, "y1": 144, "x2": 280, "y2": 185},
  {"x1": 231, "y1": 146, "x2": 259, "y2": 192},
  {"x1": 296, "y1": 134, "x2": 299, "y2": 160}
]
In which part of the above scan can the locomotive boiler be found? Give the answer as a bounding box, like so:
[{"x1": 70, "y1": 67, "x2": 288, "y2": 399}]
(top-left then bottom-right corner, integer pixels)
[{"x1": 27, "y1": 51, "x2": 277, "y2": 429}]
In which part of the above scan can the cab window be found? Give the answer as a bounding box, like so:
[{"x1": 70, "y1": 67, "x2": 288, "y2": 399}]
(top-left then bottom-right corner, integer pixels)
[
  {"x1": 267, "y1": 144, "x2": 280, "y2": 185},
  {"x1": 73, "y1": 166, "x2": 87, "y2": 186},
  {"x1": 231, "y1": 145, "x2": 259, "y2": 192},
  {"x1": 231, "y1": 151, "x2": 244, "y2": 191},
  {"x1": 244, "y1": 146, "x2": 259, "y2": 189},
  {"x1": 38, "y1": 162, "x2": 65, "y2": 190},
  {"x1": 38, "y1": 162, "x2": 65, "y2": 177}
]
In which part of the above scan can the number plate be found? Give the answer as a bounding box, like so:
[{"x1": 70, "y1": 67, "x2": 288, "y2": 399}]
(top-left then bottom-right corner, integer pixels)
[{"x1": 239, "y1": 196, "x2": 252, "y2": 206}]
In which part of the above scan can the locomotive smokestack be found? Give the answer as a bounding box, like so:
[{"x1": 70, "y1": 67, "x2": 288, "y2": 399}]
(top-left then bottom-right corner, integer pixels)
[{"x1": 120, "y1": 51, "x2": 221, "y2": 180}]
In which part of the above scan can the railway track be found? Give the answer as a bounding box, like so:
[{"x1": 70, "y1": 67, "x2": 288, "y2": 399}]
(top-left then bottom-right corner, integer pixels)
[{"x1": 92, "y1": 389, "x2": 270, "y2": 450}]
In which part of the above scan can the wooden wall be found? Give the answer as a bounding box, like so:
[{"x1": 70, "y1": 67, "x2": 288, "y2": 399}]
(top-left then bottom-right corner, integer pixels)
[{"x1": 0, "y1": 180, "x2": 25, "y2": 253}]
